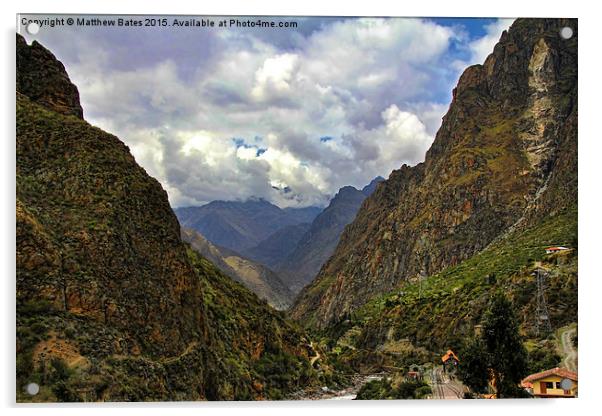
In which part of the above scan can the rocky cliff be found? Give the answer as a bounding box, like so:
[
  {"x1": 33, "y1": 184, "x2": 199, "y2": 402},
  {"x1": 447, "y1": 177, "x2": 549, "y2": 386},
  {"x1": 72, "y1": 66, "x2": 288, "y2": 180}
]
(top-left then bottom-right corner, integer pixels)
[
  {"x1": 291, "y1": 18, "x2": 577, "y2": 328},
  {"x1": 17, "y1": 35, "x2": 206, "y2": 360},
  {"x1": 16, "y1": 34, "x2": 315, "y2": 401},
  {"x1": 16, "y1": 34, "x2": 83, "y2": 118}
]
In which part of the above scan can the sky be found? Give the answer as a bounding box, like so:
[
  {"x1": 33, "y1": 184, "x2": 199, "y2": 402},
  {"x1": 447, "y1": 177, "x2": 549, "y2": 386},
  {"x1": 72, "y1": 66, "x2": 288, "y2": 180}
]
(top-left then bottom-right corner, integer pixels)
[{"x1": 19, "y1": 15, "x2": 514, "y2": 208}]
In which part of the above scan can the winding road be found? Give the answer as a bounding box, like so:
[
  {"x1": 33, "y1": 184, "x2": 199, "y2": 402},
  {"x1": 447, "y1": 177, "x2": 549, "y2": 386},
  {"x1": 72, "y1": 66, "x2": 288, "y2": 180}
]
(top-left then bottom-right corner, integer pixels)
[{"x1": 560, "y1": 326, "x2": 577, "y2": 372}]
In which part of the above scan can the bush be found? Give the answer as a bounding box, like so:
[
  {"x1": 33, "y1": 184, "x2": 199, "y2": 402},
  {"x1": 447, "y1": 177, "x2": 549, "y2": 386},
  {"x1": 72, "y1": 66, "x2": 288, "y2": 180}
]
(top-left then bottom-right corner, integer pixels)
[
  {"x1": 527, "y1": 341, "x2": 561, "y2": 374},
  {"x1": 356, "y1": 379, "x2": 431, "y2": 400},
  {"x1": 356, "y1": 379, "x2": 391, "y2": 400},
  {"x1": 50, "y1": 358, "x2": 72, "y2": 382},
  {"x1": 52, "y1": 381, "x2": 81, "y2": 402}
]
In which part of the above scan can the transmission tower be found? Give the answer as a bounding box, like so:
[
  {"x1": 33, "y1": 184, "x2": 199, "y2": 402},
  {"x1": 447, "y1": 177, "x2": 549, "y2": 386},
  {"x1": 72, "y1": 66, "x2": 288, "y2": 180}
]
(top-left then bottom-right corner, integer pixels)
[{"x1": 533, "y1": 268, "x2": 552, "y2": 336}]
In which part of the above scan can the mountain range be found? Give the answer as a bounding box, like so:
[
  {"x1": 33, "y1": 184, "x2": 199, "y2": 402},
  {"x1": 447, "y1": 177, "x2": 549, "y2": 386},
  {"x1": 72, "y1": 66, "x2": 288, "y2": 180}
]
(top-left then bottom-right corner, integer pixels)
[
  {"x1": 276, "y1": 177, "x2": 384, "y2": 293},
  {"x1": 176, "y1": 178, "x2": 383, "y2": 295},
  {"x1": 175, "y1": 199, "x2": 321, "y2": 253}
]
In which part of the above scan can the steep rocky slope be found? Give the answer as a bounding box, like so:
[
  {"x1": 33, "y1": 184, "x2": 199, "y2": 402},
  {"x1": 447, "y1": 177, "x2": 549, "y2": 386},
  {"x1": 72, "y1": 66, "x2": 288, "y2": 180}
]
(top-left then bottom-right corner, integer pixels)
[
  {"x1": 175, "y1": 200, "x2": 321, "y2": 253},
  {"x1": 277, "y1": 177, "x2": 384, "y2": 293},
  {"x1": 291, "y1": 18, "x2": 577, "y2": 328},
  {"x1": 16, "y1": 34, "x2": 315, "y2": 401},
  {"x1": 182, "y1": 228, "x2": 293, "y2": 310}
]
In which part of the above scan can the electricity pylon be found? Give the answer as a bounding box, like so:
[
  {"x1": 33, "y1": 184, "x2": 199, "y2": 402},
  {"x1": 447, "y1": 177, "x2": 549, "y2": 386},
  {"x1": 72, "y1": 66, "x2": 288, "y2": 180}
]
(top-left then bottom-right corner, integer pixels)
[{"x1": 533, "y1": 268, "x2": 552, "y2": 336}]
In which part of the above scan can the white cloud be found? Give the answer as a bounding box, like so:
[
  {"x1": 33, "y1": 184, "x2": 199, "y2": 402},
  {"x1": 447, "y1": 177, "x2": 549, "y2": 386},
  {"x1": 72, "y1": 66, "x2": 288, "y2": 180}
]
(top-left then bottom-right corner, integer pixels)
[{"x1": 251, "y1": 53, "x2": 300, "y2": 101}]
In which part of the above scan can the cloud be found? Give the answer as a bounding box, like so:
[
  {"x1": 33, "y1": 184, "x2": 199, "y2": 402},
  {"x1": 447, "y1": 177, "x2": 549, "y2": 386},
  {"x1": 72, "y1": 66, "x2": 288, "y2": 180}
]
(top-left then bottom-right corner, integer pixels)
[
  {"x1": 251, "y1": 53, "x2": 300, "y2": 102},
  {"x1": 20, "y1": 16, "x2": 511, "y2": 208}
]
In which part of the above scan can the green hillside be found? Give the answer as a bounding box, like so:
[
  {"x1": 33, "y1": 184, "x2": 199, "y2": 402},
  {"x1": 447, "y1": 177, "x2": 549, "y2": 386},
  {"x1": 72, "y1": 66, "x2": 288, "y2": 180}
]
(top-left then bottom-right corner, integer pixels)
[{"x1": 316, "y1": 205, "x2": 577, "y2": 372}]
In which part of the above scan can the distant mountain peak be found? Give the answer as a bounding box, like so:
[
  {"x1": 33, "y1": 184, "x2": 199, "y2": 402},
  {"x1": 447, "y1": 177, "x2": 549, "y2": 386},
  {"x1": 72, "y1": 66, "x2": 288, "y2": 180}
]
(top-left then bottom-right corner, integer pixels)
[
  {"x1": 275, "y1": 177, "x2": 384, "y2": 293},
  {"x1": 361, "y1": 176, "x2": 385, "y2": 195},
  {"x1": 175, "y1": 199, "x2": 322, "y2": 253}
]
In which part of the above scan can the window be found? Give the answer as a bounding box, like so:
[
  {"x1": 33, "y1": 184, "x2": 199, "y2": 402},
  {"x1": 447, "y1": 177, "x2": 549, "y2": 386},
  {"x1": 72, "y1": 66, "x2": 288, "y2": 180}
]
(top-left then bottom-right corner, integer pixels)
[{"x1": 545, "y1": 382, "x2": 554, "y2": 389}]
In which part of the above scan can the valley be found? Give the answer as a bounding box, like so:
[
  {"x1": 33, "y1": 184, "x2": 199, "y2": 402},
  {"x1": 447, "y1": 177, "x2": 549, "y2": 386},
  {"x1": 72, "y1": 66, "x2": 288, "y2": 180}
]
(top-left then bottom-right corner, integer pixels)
[{"x1": 16, "y1": 16, "x2": 578, "y2": 402}]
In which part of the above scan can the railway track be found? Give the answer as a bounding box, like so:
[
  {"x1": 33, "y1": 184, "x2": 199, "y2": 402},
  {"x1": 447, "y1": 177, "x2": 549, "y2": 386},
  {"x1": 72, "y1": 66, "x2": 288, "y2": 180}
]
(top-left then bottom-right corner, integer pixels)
[{"x1": 430, "y1": 367, "x2": 463, "y2": 399}]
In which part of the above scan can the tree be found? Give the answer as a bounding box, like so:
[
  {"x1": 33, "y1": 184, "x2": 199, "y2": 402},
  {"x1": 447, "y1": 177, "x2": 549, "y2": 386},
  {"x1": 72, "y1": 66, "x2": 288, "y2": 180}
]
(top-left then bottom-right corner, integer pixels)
[
  {"x1": 457, "y1": 292, "x2": 529, "y2": 398},
  {"x1": 481, "y1": 292, "x2": 529, "y2": 398},
  {"x1": 458, "y1": 337, "x2": 489, "y2": 394}
]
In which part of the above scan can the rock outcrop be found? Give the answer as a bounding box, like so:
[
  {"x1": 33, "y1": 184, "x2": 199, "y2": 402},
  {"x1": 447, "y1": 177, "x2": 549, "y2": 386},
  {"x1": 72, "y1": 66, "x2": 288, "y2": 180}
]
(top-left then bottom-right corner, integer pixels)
[{"x1": 16, "y1": 34, "x2": 83, "y2": 118}]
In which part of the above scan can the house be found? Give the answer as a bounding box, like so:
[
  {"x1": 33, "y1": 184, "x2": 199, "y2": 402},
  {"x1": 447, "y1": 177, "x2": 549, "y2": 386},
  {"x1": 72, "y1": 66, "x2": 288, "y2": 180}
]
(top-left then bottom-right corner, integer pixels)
[
  {"x1": 406, "y1": 364, "x2": 423, "y2": 381},
  {"x1": 521, "y1": 367, "x2": 578, "y2": 398},
  {"x1": 545, "y1": 246, "x2": 570, "y2": 254},
  {"x1": 407, "y1": 371, "x2": 420, "y2": 380}
]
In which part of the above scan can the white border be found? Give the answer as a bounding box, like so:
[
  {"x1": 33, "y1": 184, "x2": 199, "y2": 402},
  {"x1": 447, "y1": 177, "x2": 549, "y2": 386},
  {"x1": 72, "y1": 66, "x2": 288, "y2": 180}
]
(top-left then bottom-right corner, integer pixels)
[{"x1": 2, "y1": 1, "x2": 599, "y2": 416}]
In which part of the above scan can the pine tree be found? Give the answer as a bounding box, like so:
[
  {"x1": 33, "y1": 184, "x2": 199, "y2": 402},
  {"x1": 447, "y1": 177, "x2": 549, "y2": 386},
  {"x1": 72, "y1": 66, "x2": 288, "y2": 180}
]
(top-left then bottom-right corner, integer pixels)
[{"x1": 482, "y1": 292, "x2": 529, "y2": 398}]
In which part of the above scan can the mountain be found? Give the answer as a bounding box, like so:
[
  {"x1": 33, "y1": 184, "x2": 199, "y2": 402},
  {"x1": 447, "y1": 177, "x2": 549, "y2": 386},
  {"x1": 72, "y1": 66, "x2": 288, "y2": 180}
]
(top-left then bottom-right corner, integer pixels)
[
  {"x1": 291, "y1": 18, "x2": 577, "y2": 329},
  {"x1": 175, "y1": 199, "x2": 322, "y2": 253},
  {"x1": 182, "y1": 228, "x2": 293, "y2": 310},
  {"x1": 277, "y1": 177, "x2": 384, "y2": 293},
  {"x1": 240, "y1": 222, "x2": 312, "y2": 270},
  {"x1": 16, "y1": 34, "x2": 316, "y2": 401}
]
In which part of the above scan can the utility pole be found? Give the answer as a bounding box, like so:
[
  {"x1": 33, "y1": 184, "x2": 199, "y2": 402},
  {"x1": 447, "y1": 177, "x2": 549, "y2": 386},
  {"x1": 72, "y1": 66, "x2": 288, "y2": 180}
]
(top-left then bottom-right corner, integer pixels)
[
  {"x1": 417, "y1": 269, "x2": 428, "y2": 300},
  {"x1": 533, "y1": 268, "x2": 552, "y2": 336}
]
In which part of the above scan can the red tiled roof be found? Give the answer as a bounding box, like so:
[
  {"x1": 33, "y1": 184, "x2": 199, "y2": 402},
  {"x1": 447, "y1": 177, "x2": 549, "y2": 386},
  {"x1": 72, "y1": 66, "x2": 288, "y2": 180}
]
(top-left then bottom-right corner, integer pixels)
[{"x1": 522, "y1": 367, "x2": 577, "y2": 384}]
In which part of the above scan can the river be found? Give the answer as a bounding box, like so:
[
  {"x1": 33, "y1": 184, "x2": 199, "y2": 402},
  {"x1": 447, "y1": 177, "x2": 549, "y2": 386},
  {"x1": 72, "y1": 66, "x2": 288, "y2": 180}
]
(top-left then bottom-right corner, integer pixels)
[{"x1": 288, "y1": 374, "x2": 384, "y2": 401}]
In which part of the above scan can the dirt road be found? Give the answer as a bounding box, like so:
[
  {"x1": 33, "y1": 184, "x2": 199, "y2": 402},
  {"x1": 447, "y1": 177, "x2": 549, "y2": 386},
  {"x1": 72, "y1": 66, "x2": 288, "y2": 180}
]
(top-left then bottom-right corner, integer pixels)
[
  {"x1": 309, "y1": 341, "x2": 320, "y2": 367},
  {"x1": 560, "y1": 326, "x2": 577, "y2": 372}
]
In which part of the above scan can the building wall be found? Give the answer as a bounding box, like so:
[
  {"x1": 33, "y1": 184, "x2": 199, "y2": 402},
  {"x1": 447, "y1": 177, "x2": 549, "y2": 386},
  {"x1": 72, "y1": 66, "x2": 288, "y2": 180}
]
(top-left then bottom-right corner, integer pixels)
[{"x1": 532, "y1": 375, "x2": 577, "y2": 397}]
